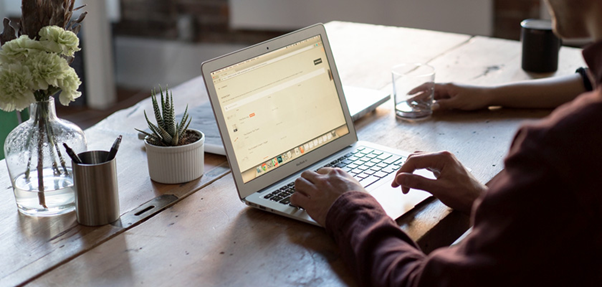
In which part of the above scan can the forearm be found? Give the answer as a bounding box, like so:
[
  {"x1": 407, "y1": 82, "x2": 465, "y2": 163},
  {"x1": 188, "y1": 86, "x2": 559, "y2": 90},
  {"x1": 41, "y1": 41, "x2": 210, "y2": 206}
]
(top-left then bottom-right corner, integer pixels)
[
  {"x1": 486, "y1": 73, "x2": 585, "y2": 108},
  {"x1": 326, "y1": 192, "x2": 426, "y2": 287}
]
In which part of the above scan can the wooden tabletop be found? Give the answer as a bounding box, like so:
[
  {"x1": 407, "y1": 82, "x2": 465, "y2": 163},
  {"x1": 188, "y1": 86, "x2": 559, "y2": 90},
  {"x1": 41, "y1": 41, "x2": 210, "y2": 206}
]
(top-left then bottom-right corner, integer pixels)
[{"x1": 0, "y1": 21, "x2": 585, "y2": 286}]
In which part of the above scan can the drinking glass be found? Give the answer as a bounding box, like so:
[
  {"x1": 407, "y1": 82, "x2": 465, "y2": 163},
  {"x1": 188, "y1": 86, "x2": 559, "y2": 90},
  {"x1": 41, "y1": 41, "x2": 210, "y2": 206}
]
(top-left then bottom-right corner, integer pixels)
[{"x1": 392, "y1": 63, "x2": 435, "y2": 119}]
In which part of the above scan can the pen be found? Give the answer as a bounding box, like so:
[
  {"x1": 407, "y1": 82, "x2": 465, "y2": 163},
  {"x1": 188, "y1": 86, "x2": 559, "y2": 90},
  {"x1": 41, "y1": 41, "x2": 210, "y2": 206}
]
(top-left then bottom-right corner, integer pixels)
[
  {"x1": 63, "y1": 143, "x2": 82, "y2": 164},
  {"x1": 106, "y1": 135, "x2": 122, "y2": 162}
]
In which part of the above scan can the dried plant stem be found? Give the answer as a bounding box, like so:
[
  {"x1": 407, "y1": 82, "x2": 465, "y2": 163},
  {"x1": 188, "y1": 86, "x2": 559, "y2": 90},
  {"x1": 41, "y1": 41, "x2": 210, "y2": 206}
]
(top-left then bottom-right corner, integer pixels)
[
  {"x1": 24, "y1": 122, "x2": 35, "y2": 180},
  {"x1": 45, "y1": 117, "x2": 68, "y2": 175},
  {"x1": 36, "y1": 111, "x2": 47, "y2": 208},
  {"x1": 22, "y1": 95, "x2": 72, "y2": 208}
]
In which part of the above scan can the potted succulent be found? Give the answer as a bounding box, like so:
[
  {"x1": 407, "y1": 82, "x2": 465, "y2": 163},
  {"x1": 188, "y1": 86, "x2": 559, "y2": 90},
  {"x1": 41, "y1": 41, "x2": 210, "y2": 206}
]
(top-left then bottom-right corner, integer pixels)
[{"x1": 136, "y1": 86, "x2": 205, "y2": 184}]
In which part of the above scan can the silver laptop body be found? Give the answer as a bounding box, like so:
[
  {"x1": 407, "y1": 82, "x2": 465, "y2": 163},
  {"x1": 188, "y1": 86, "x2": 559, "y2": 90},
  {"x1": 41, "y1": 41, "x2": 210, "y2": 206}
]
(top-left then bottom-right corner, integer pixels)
[{"x1": 201, "y1": 24, "x2": 430, "y2": 225}]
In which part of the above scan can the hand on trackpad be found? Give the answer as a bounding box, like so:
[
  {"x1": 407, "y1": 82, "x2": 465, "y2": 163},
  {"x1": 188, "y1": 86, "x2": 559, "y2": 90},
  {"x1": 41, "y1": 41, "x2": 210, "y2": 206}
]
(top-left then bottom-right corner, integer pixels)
[{"x1": 368, "y1": 169, "x2": 434, "y2": 220}]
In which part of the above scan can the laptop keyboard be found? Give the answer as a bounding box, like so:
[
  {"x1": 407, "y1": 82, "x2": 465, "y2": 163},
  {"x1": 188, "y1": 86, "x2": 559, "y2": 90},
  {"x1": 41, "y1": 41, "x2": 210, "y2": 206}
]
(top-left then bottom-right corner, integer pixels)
[{"x1": 263, "y1": 146, "x2": 406, "y2": 208}]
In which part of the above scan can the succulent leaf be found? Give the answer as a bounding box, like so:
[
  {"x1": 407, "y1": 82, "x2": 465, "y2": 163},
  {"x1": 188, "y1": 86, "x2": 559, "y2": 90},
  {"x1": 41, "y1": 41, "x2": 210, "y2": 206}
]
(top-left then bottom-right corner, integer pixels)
[
  {"x1": 157, "y1": 125, "x2": 173, "y2": 144},
  {"x1": 143, "y1": 111, "x2": 164, "y2": 142},
  {"x1": 171, "y1": 129, "x2": 179, "y2": 146},
  {"x1": 150, "y1": 89, "x2": 164, "y2": 129},
  {"x1": 137, "y1": 85, "x2": 192, "y2": 146},
  {"x1": 165, "y1": 89, "x2": 176, "y2": 136},
  {"x1": 180, "y1": 117, "x2": 192, "y2": 137},
  {"x1": 160, "y1": 86, "x2": 169, "y2": 130},
  {"x1": 135, "y1": 128, "x2": 161, "y2": 144},
  {"x1": 177, "y1": 105, "x2": 191, "y2": 136}
]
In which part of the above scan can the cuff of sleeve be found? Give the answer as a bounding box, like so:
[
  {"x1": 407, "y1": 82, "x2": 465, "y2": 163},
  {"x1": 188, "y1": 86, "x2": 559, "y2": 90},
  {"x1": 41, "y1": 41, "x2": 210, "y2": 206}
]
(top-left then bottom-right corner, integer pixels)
[{"x1": 325, "y1": 191, "x2": 389, "y2": 239}]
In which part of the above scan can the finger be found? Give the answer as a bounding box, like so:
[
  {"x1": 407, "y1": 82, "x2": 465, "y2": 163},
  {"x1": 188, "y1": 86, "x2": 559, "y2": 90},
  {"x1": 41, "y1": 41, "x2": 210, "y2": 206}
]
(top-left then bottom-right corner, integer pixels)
[
  {"x1": 294, "y1": 177, "x2": 315, "y2": 197},
  {"x1": 433, "y1": 83, "x2": 452, "y2": 100},
  {"x1": 315, "y1": 167, "x2": 334, "y2": 175},
  {"x1": 395, "y1": 172, "x2": 438, "y2": 194},
  {"x1": 392, "y1": 151, "x2": 424, "y2": 187},
  {"x1": 408, "y1": 83, "x2": 430, "y2": 95},
  {"x1": 392, "y1": 152, "x2": 446, "y2": 187},
  {"x1": 300, "y1": 170, "x2": 320, "y2": 183},
  {"x1": 408, "y1": 90, "x2": 431, "y2": 102},
  {"x1": 399, "y1": 153, "x2": 446, "y2": 174},
  {"x1": 433, "y1": 98, "x2": 454, "y2": 110},
  {"x1": 290, "y1": 191, "x2": 310, "y2": 208},
  {"x1": 427, "y1": 167, "x2": 441, "y2": 178},
  {"x1": 404, "y1": 151, "x2": 424, "y2": 161}
]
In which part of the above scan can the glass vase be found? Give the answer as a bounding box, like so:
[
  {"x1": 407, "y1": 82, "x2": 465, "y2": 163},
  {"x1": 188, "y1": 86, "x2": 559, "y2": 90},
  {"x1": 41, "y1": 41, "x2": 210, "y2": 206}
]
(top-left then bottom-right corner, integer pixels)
[{"x1": 4, "y1": 97, "x2": 87, "y2": 217}]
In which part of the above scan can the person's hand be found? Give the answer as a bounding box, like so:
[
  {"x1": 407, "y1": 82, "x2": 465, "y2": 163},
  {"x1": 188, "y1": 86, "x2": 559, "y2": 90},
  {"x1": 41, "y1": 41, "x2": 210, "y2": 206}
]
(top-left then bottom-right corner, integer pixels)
[
  {"x1": 392, "y1": 151, "x2": 487, "y2": 214},
  {"x1": 291, "y1": 167, "x2": 365, "y2": 226},
  {"x1": 431, "y1": 83, "x2": 494, "y2": 111}
]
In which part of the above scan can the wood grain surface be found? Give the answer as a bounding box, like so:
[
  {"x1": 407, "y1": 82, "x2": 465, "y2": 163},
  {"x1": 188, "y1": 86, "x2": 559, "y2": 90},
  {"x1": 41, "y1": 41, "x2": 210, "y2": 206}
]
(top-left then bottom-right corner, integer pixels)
[{"x1": 0, "y1": 21, "x2": 586, "y2": 286}]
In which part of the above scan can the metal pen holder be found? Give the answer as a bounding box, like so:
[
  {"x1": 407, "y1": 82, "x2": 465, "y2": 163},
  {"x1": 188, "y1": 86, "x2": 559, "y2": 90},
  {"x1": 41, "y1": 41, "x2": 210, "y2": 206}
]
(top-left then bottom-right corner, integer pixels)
[{"x1": 72, "y1": 150, "x2": 120, "y2": 226}]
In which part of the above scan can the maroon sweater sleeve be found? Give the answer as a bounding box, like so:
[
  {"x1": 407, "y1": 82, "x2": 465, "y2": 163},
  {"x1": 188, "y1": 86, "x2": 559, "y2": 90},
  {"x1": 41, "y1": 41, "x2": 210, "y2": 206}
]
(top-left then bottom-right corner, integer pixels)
[
  {"x1": 325, "y1": 191, "x2": 427, "y2": 287},
  {"x1": 325, "y1": 92, "x2": 602, "y2": 287}
]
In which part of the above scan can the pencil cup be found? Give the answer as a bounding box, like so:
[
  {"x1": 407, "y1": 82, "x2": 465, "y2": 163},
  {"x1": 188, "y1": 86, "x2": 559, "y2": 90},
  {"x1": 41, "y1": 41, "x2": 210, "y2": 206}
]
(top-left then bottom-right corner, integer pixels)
[{"x1": 72, "y1": 151, "x2": 120, "y2": 226}]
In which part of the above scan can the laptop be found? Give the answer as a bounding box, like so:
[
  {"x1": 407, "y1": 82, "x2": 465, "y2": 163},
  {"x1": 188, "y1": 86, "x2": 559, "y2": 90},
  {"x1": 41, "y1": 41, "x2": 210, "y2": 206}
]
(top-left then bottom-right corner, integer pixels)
[
  {"x1": 201, "y1": 23, "x2": 432, "y2": 225},
  {"x1": 345, "y1": 85, "x2": 390, "y2": 121},
  {"x1": 139, "y1": 85, "x2": 388, "y2": 155}
]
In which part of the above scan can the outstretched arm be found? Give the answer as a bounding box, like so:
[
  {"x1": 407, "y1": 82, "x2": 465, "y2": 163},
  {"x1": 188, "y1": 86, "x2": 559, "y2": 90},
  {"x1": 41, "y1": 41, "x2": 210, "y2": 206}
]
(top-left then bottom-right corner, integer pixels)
[{"x1": 433, "y1": 73, "x2": 586, "y2": 111}]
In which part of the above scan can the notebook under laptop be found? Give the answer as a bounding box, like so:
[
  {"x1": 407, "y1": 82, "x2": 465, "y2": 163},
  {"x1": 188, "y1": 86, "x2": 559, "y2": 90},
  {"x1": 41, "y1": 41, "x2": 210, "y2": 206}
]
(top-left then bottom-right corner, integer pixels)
[{"x1": 201, "y1": 23, "x2": 431, "y2": 225}]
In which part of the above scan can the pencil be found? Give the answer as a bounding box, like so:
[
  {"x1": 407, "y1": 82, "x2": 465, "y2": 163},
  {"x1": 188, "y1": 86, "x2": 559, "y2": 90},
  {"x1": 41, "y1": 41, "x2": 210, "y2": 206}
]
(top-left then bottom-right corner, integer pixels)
[
  {"x1": 63, "y1": 143, "x2": 82, "y2": 164},
  {"x1": 106, "y1": 135, "x2": 122, "y2": 162}
]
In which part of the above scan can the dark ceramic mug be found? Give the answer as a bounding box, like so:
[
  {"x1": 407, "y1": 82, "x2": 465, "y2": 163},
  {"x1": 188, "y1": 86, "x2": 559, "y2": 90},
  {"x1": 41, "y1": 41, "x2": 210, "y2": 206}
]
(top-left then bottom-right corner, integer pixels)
[{"x1": 521, "y1": 19, "x2": 562, "y2": 73}]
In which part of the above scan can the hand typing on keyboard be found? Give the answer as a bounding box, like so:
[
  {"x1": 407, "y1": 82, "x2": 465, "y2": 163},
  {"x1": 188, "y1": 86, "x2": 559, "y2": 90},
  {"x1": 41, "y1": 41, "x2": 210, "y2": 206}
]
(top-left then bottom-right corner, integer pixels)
[{"x1": 291, "y1": 167, "x2": 365, "y2": 226}]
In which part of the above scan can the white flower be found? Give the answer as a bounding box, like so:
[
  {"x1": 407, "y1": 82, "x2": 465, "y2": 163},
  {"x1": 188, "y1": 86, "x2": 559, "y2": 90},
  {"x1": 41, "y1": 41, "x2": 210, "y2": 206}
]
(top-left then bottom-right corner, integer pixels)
[
  {"x1": 0, "y1": 64, "x2": 36, "y2": 111},
  {"x1": 0, "y1": 35, "x2": 44, "y2": 63},
  {"x1": 39, "y1": 26, "x2": 80, "y2": 57},
  {"x1": 0, "y1": 25, "x2": 82, "y2": 110},
  {"x1": 56, "y1": 67, "x2": 82, "y2": 105},
  {"x1": 26, "y1": 49, "x2": 70, "y2": 90}
]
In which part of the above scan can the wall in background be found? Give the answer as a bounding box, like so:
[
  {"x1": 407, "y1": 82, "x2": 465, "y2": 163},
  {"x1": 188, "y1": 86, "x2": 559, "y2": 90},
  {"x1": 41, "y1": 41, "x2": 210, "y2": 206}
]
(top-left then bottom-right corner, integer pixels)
[
  {"x1": 493, "y1": 0, "x2": 541, "y2": 39},
  {"x1": 230, "y1": 0, "x2": 493, "y2": 36},
  {"x1": 114, "y1": 37, "x2": 246, "y2": 89},
  {"x1": 114, "y1": 0, "x2": 547, "y2": 43},
  {"x1": 0, "y1": 0, "x2": 550, "y2": 91},
  {"x1": 113, "y1": 0, "x2": 545, "y2": 90},
  {"x1": 0, "y1": 0, "x2": 121, "y2": 21}
]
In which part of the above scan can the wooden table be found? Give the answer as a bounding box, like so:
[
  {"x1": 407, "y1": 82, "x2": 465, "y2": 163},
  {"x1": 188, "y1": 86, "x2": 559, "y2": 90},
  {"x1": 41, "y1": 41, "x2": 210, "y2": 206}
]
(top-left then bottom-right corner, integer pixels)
[{"x1": 0, "y1": 21, "x2": 585, "y2": 286}]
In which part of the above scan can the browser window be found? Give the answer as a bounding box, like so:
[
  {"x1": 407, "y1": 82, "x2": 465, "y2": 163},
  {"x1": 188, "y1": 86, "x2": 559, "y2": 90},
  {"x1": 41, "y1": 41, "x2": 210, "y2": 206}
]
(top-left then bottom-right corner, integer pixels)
[{"x1": 211, "y1": 35, "x2": 349, "y2": 183}]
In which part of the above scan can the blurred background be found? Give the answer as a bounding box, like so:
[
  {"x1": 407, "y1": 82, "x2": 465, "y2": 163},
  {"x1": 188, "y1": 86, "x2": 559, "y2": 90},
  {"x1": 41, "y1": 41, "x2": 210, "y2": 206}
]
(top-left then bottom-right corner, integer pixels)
[{"x1": 0, "y1": 0, "x2": 553, "y2": 129}]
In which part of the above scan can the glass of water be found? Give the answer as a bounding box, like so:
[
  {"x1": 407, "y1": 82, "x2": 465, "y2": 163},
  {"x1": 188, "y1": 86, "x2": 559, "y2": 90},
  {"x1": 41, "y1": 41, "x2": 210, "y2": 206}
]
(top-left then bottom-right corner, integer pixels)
[{"x1": 392, "y1": 63, "x2": 435, "y2": 119}]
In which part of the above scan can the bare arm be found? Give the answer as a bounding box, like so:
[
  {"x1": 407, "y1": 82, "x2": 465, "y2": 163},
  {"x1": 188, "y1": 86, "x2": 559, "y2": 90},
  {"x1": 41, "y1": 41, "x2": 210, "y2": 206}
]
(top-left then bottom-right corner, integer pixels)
[
  {"x1": 434, "y1": 73, "x2": 586, "y2": 111},
  {"x1": 487, "y1": 73, "x2": 586, "y2": 108}
]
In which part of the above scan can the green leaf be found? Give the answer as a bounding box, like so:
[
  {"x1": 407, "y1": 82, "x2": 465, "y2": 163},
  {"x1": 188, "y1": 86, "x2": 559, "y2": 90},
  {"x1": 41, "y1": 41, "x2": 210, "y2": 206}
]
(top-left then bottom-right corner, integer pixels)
[
  {"x1": 166, "y1": 89, "x2": 176, "y2": 136},
  {"x1": 157, "y1": 125, "x2": 173, "y2": 144},
  {"x1": 176, "y1": 105, "x2": 190, "y2": 136},
  {"x1": 171, "y1": 128, "x2": 179, "y2": 145},
  {"x1": 135, "y1": 85, "x2": 193, "y2": 146},
  {"x1": 135, "y1": 128, "x2": 161, "y2": 143},
  {"x1": 150, "y1": 89, "x2": 164, "y2": 129},
  {"x1": 144, "y1": 111, "x2": 164, "y2": 142}
]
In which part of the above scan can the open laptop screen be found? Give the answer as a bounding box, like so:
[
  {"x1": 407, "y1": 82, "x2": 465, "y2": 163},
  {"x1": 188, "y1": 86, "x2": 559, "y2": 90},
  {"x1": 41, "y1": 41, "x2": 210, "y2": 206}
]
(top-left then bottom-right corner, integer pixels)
[{"x1": 210, "y1": 35, "x2": 349, "y2": 183}]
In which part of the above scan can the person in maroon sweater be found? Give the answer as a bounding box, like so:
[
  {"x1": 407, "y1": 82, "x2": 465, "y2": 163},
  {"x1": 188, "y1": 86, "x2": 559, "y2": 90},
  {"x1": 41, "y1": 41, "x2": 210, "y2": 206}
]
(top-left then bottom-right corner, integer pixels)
[{"x1": 291, "y1": 0, "x2": 602, "y2": 286}]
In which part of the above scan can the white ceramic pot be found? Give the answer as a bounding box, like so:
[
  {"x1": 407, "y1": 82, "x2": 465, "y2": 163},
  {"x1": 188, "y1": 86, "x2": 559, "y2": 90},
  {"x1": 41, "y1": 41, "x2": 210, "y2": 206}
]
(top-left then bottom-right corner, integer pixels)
[{"x1": 144, "y1": 129, "x2": 205, "y2": 184}]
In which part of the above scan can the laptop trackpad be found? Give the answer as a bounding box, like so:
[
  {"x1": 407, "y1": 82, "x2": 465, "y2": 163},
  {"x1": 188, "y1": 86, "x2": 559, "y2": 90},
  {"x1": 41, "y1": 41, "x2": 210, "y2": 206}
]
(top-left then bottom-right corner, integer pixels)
[{"x1": 367, "y1": 169, "x2": 434, "y2": 220}]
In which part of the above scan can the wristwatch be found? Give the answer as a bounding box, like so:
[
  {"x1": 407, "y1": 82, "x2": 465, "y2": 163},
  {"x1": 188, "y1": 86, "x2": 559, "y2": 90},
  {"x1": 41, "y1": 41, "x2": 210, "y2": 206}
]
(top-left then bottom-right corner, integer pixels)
[{"x1": 576, "y1": 67, "x2": 593, "y2": 91}]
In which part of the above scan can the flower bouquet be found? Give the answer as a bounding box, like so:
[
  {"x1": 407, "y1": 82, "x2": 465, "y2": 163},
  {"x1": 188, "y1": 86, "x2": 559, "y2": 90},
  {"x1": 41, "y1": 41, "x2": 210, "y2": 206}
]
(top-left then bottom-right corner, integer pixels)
[{"x1": 1, "y1": 0, "x2": 88, "y2": 216}]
